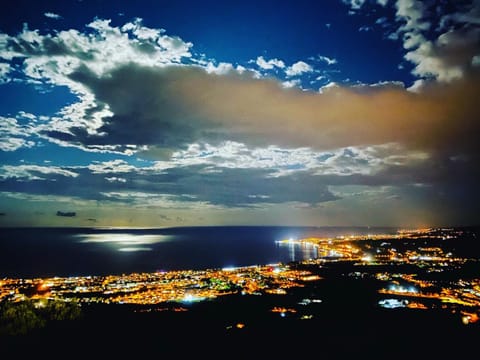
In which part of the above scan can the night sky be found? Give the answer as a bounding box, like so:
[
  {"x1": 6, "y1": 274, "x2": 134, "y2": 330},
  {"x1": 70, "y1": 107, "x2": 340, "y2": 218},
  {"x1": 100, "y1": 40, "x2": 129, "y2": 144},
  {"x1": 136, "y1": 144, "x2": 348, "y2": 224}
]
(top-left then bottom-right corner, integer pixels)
[{"x1": 0, "y1": 0, "x2": 479, "y2": 227}]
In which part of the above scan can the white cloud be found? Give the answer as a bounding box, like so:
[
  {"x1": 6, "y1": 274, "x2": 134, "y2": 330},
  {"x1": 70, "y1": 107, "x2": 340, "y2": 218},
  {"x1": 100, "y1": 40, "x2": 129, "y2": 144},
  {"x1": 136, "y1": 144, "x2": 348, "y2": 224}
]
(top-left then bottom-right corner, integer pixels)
[
  {"x1": 0, "y1": 62, "x2": 11, "y2": 83},
  {"x1": 405, "y1": 28, "x2": 480, "y2": 82},
  {"x1": 402, "y1": 32, "x2": 425, "y2": 49},
  {"x1": 105, "y1": 176, "x2": 127, "y2": 183},
  {"x1": 317, "y1": 55, "x2": 337, "y2": 65},
  {"x1": 205, "y1": 61, "x2": 235, "y2": 75},
  {"x1": 0, "y1": 18, "x2": 197, "y2": 154},
  {"x1": 0, "y1": 137, "x2": 35, "y2": 152},
  {"x1": 351, "y1": 80, "x2": 405, "y2": 91},
  {"x1": 236, "y1": 65, "x2": 247, "y2": 73},
  {"x1": 285, "y1": 61, "x2": 313, "y2": 76},
  {"x1": 393, "y1": 0, "x2": 480, "y2": 84},
  {"x1": 387, "y1": 32, "x2": 399, "y2": 41},
  {"x1": 255, "y1": 56, "x2": 285, "y2": 70},
  {"x1": 0, "y1": 191, "x2": 95, "y2": 205},
  {"x1": 0, "y1": 116, "x2": 37, "y2": 151},
  {"x1": 0, "y1": 165, "x2": 78, "y2": 180},
  {"x1": 318, "y1": 81, "x2": 339, "y2": 92},
  {"x1": 121, "y1": 18, "x2": 162, "y2": 40},
  {"x1": 248, "y1": 194, "x2": 270, "y2": 199},
  {"x1": 329, "y1": 185, "x2": 395, "y2": 199},
  {"x1": 44, "y1": 12, "x2": 62, "y2": 20},
  {"x1": 342, "y1": 0, "x2": 366, "y2": 10},
  {"x1": 406, "y1": 79, "x2": 425, "y2": 92},
  {"x1": 88, "y1": 160, "x2": 137, "y2": 174},
  {"x1": 282, "y1": 79, "x2": 301, "y2": 88},
  {"x1": 395, "y1": 0, "x2": 430, "y2": 32},
  {"x1": 0, "y1": 116, "x2": 30, "y2": 137},
  {"x1": 3, "y1": 18, "x2": 193, "y2": 86},
  {"x1": 376, "y1": 17, "x2": 388, "y2": 25},
  {"x1": 151, "y1": 141, "x2": 428, "y2": 178},
  {"x1": 157, "y1": 34, "x2": 192, "y2": 60}
]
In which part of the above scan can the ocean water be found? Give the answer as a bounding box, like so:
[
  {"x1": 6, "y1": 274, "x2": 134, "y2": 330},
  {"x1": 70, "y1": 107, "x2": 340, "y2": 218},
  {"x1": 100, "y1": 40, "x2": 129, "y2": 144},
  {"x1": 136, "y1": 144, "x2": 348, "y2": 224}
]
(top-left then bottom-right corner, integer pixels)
[{"x1": 0, "y1": 226, "x2": 398, "y2": 278}]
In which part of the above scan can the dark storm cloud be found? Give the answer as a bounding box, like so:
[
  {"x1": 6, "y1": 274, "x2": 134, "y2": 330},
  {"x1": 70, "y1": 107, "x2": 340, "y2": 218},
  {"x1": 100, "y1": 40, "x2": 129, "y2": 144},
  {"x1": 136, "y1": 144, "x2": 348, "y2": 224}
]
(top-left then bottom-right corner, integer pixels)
[
  {"x1": 60, "y1": 64, "x2": 214, "y2": 151},
  {"x1": 51, "y1": 62, "x2": 480, "y2": 216},
  {"x1": 50, "y1": 62, "x2": 480, "y2": 165}
]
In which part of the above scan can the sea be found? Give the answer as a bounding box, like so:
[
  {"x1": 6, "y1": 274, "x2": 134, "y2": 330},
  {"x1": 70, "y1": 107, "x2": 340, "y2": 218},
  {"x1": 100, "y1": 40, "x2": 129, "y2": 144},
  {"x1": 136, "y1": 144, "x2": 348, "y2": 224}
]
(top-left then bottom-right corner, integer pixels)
[{"x1": 0, "y1": 226, "x2": 398, "y2": 278}]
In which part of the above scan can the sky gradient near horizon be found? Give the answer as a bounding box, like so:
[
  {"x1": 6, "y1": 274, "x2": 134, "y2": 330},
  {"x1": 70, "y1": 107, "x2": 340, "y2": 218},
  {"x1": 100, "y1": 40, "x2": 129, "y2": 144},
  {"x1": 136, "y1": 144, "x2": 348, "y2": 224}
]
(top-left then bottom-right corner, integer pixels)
[{"x1": 0, "y1": 0, "x2": 479, "y2": 227}]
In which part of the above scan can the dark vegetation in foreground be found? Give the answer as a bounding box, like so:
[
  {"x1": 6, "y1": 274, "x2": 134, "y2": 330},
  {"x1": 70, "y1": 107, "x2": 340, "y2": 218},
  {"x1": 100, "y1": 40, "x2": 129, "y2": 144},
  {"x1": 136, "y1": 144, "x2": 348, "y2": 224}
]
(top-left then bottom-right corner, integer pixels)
[
  {"x1": 0, "y1": 299, "x2": 81, "y2": 335},
  {"x1": 2, "y1": 286, "x2": 478, "y2": 359}
]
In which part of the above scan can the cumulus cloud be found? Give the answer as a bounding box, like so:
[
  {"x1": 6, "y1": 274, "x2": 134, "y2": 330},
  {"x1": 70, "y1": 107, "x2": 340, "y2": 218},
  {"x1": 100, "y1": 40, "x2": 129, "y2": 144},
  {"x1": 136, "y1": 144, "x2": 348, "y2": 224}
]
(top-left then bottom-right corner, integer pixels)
[
  {"x1": 88, "y1": 160, "x2": 137, "y2": 174},
  {"x1": 255, "y1": 56, "x2": 285, "y2": 70},
  {"x1": 394, "y1": 0, "x2": 480, "y2": 84},
  {"x1": 346, "y1": 1, "x2": 480, "y2": 85},
  {"x1": 405, "y1": 27, "x2": 480, "y2": 82},
  {"x1": 0, "y1": 115, "x2": 38, "y2": 151},
  {"x1": 395, "y1": 0, "x2": 430, "y2": 32},
  {"x1": 285, "y1": 61, "x2": 313, "y2": 76},
  {"x1": 282, "y1": 79, "x2": 301, "y2": 88},
  {"x1": 0, "y1": 137, "x2": 35, "y2": 152},
  {"x1": 205, "y1": 61, "x2": 235, "y2": 75},
  {"x1": 0, "y1": 18, "x2": 194, "y2": 153},
  {"x1": 439, "y1": 1, "x2": 480, "y2": 28}
]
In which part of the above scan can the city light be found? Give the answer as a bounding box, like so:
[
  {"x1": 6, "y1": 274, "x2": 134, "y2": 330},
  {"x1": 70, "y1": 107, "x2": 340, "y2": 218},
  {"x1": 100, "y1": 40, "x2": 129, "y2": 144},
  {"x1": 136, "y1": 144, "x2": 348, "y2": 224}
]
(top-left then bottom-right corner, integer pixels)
[{"x1": 1, "y1": 228, "x2": 478, "y2": 326}]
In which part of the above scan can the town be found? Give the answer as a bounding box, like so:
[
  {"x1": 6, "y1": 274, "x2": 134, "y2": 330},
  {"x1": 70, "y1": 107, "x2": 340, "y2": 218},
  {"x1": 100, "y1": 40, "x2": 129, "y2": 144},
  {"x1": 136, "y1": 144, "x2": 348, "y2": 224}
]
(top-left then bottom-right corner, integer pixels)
[{"x1": 1, "y1": 228, "x2": 478, "y2": 326}]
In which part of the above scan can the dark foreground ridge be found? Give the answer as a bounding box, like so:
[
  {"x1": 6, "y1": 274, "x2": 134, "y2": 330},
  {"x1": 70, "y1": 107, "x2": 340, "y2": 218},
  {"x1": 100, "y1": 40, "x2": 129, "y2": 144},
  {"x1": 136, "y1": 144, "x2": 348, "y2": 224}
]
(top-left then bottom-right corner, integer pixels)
[{"x1": 2, "y1": 288, "x2": 478, "y2": 359}]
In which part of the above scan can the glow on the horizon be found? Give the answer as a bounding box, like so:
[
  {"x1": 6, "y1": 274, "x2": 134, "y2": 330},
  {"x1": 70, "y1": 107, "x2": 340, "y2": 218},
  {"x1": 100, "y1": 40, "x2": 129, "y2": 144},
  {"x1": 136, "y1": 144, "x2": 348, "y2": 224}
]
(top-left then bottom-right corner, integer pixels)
[
  {"x1": 222, "y1": 266, "x2": 237, "y2": 271},
  {"x1": 118, "y1": 247, "x2": 153, "y2": 252},
  {"x1": 77, "y1": 233, "x2": 170, "y2": 245}
]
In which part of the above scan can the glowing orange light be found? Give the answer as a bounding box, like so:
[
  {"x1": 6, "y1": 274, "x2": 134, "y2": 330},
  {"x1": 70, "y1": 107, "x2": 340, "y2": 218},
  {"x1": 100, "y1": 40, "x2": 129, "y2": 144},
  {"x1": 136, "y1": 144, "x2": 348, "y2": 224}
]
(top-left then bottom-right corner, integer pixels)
[{"x1": 461, "y1": 312, "x2": 479, "y2": 325}]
